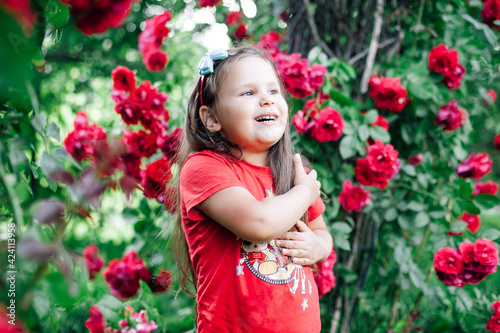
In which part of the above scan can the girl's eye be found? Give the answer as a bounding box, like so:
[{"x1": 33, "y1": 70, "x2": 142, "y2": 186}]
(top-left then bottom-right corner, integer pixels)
[
  {"x1": 270, "y1": 89, "x2": 279, "y2": 95},
  {"x1": 242, "y1": 91, "x2": 252, "y2": 96}
]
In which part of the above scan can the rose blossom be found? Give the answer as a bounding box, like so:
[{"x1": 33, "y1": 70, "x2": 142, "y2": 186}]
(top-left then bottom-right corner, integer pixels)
[
  {"x1": 160, "y1": 127, "x2": 183, "y2": 161},
  {"x1": 119, "y1": 305, "x2": 158, "y2": 332},
  {"x1": 441, "y1": 64, "x2": 466, "y2": 90},
  {"x1": 457, "y1": 212, "x2": 481, "y2": 234},
  {"x1": 198, "y1": 0, "x2": 221, "y2": 7},
  {"x1": 408, "y1": 154, "x2": 423, "y2": 166},
  {"x1": 278, "y1": 53, "x2": 313, "y2": 98},
  {"x1": 456, "y1": 152, "x2": 493, "y2": 180},
  {"x1": 481, "y1": 0, "x2": 500, "y2": 31},
  {"x1": 226, "y1": 11, "x2": 243, "y2": 26},
  {"x1": 83, "y1": 244, "x2": 105, "y2": 279},
  {"x1": 494, "y1": 132, "x2": 500, "y2": 150},
  {"x1": 257, "y1": 31, "x2": 282, "y2": 56},
  {"x1": 141, "y1": 158, "x2": 173, "y2": 202},
  {"x1": 371, "y1": 115, "x2": 389, "y2": 131},
  {"x1": 138, "y1": 11, "x2": 172, "y2": 54},
  {"x1": 434, "y1": 247, "x2": 465, "y2": 287},
  {"x1": 123, "y1": 130, "x2": 158, "y2": 158},
  {"x1": 309, "y1": 64, "x2": 327, "y2": 91},
  {"x1": 150, "y1": 268, "x2": 172, "y2": 293},
  {"x1": 435, "y1": 100, "x2": 468, "y2": 131},
  {"x1": 355, "y1": 158, "x2": 391, "y2": 189},
  {"x1": 310, "y1": 107, "x2": 344, "y2": 142},
  {"x1": 338, "y1": 181, "x2": 371, "y2": 212},
  {"x1": 292, "y1": 111, "x2": 315, "y2": 134},
  {"x1": 486, "y1": 312, "x2": 500, "y2": 332},
  {"x1": 368, "y1": 73, "x2": 408, "y2": 113},
  {"x1": 143, "y1": 49, "x2": 169, "y2": 72},
  {"x1": 485, "y1": 89, "x2": 498, "y2": 107},
  {"x1": 473, "y1": 238, "x2": 499, "y2": 266},
  {"x1": 85, "y1": 305, "x2": 111, "y2": 333},
  {"x1": 111, "y1": 66, "x2": 136, "y2": 92},
  {"x1": 313, "y1": 248, "x2": 337, "y2": 298},
  {"x1": 365, "y1": 141, "x2": 401, "y2": 177},
  {"x1": 428, "y1": 44, "x2": 459, "y2": 76},
  {"x1": 63, "y1": 111, "x2": 108, "y2": 162},
  {"x1": 233, "y1": 24, "x2": 247, "y2": 40},
  {"x1": 472, "y1": 180, "x2": 499, "y2": 196}
]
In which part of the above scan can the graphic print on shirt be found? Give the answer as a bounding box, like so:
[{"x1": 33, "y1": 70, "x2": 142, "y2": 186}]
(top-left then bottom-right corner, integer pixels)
[{"x1": 238, "y1": 188, "x2": 313, "y2": 300}]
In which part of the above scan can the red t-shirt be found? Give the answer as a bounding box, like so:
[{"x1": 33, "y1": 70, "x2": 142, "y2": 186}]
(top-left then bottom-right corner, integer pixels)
[{"x1": 180, "y1": 150, "x2": 325, "y2": 332}]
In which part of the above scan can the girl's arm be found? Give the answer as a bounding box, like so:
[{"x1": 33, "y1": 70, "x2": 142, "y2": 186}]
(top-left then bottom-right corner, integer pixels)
[
  {"x1": 197, "y1": 154, "x2": 321, "y2": 243},
  {"x1": 276, "y1": 216, "x2": 333, "y2": 265}
]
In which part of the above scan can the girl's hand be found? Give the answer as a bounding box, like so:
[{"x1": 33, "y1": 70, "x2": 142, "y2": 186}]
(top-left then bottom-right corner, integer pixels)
[
  {"x1": 276, "y1": 220, "x2": 330, "y2": 266},
  {"x1": 293, "y1": 154, "x2": 321, "y2": 207}
]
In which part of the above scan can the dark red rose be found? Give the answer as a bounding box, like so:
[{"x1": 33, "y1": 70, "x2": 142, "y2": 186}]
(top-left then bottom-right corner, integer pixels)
[
  {"x1": 0, "y1": 0, "x2": 37, "y2": 35},
  {"x1": 150, "y1": 268, "x2": 172, "y2": 293},
  {"x1": 63, "y1": 111, "x2": 108, "y2": 162},
  {"x1": 160, "y1": 127, "x2": 183, "y2": 161},
  {"x1": 138, "y1": 11, "x2": 172, "y2": 54},
  {"x1": 85, "y1": 305, "x2": 110, "y2": 333},
  {"x1": 494, "y1": 131, "x2": 500, "y2": 150},
  {"x1": 257, "y1": 31, "x2": 282, "y2": 56},
  {"x1": 309, "y1": 64, "x2": 327, "y2": 91},
  {"x1": 441, "y1": 64, "x2": 466, "y2": 90},
  {"x1": 435, "y1": 270, "x2": 466, "y2": 287},
  {"x1": 141, "y1": 158, "x2": 173, "y2": 202},
  {"x1": 485, "y1": 89, "x2": 498, "y2": 107},
  {"x1": 428, "y1": 44, "x2": 459, "y2": 76},
  {"x1": 354, "y1": 158, "x2": 391, "y2": 189},
  {"x1": 368, "y1": 73, "x2": 408, "y2": 113},
  {"x1": 163, "y1": 186, "x2": 178, "y2": 214},
  {"x1": 435, "y1": 100, "x2": 468, "y2": 131},
  {"x1": 310, "y1": 107, "x2": 344, "y2": 142},
  {"x1": 338, "y1": 181, "x2": 371, "y2": 212},
  {"x1": 114, "y1": 100, "x2": 140, "y2": 125},
  {"x1": 370, "y1": 115, "x2": 389, "y2": 131},
  {"x1": 143, "y1": 49, "x2": 168, "y2": 72},
  {"x1": 122, "y1": 130, "x2": 157, "y2": 158},
  {"x1": 292, "y1": 111, "x2": 315, "y2": 134},
  {"x1": 121, "y1": 153, "x2": 142, "y2": 180},
  {"x1": 226, "y1": 11, "x2": 243, "y2": 26},
  {"x1": 313, "y1": 248, "x2": 337, "y2": 298},
  {"x1": 279, "y1": 53, "x2": 313, "y2": 98},
  {"x1": 111, "y1": 66, "x2": 136, "y2": 92},
  {"x1": 486, "y1": 313, "x2": 500, "y2": 332},
  {"x1": 131, "y1": 81, "x2": 169, "y2": 125},
  {"x1": 481, "y1": 0, "x2": 500, "y2": 31},
  {"x1": 198, "y1": 0, "x2": 221, "y2": 7},
  {"x1": 408, "y1": 154, "x2": 423, "y2": 166},
  {"x1": 233, "y1": 24, "x2": 247, "y2": 40},
  {"x1": 456, "y1": 152, "x2": 493, "y2": 180},
  {"x1": 473, "y1": 238, "x2": 499, "y2": 266},
  {"x1": 63, "y1": 0, "x2": 137, "y2": 36},
  {"x1": 458, "y1": 212, "x2": 481, "y2": 234},
  {"x1": 83, "y1": 244, "x2": 105, "y2": 279},
  {"x1": 472, "y1": 180, "x2": 499, "y2": 196},
  {"x1": 103, "y1": 251, "x2": 150, "y2": 299}
]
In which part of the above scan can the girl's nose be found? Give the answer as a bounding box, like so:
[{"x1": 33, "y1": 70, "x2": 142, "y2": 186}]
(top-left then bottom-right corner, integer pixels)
[{"x1": 260, "y1": 97, "x2": 273, "y2": 106}]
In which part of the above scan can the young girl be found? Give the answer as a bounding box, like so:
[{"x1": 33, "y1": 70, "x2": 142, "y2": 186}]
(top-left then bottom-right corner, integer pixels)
[{"x1": 174, "y1": 46, "x2": 333, "y2": 332}]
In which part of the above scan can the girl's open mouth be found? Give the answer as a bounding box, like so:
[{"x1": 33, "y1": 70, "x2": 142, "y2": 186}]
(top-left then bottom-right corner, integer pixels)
[{"x1": 255, "y1": 115, "x2": 277, "y2": 123}]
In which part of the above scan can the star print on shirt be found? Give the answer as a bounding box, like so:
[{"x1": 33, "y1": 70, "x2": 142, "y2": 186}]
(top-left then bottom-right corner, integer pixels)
[
  {"x1": 236, "y1": 264, "x2": 244, "y2": 276},
  {"x1": 301, "y1": 298, "x2": 308, "y2": 311}
]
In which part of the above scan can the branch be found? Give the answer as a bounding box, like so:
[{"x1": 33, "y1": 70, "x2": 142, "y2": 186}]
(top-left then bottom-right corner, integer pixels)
[
  {"x1": 359, "y1": 0, "x2": 385, "y2": 93},
  {"x1": 302, "y1": 0, "x2": 335, "y2": 58},
  {"x1": 347, "y1": 36, "x2": 397, "y2": 65}
]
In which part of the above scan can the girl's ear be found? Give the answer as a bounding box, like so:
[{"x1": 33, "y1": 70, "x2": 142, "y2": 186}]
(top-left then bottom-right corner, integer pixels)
[{"x1": 199, "y1": 106, "x2": 222, "y2": 132}]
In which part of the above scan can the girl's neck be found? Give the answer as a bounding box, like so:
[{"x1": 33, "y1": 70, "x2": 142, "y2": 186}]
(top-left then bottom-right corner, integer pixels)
[{"x1": 241, "y1": 151, "x2": 268, "y2": 167}]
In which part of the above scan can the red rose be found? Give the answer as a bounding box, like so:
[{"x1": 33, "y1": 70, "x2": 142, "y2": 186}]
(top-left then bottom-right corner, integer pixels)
[
  {"x1": 368, "y1": 73, "x2": 408, "y2": 113},
  {"x1": 473, "y1": 238, "x2": 499, "y2": 266},
  {"x1": 370, "y1": 115, "x2": 389, "y2": 131},
  {"x1": 279, "y1": 53, "x2": 313, "y2": 98},
  {"x1": 459, "y1": 241, "x2": 474, "y2": 264},
  {"x1": 130, "y1": 81, "x2": 169, "y2": 128},
  {"x1": 309, "y1": 64, "x2": 327, "y2": 91},
  {"x1": 151, "y1": 268, "x2": 172, "y2": 293},
  {"x1": 434, "y1": 247, "x2": 463, "y2": 275},
  {"x1": 123, "y1": 130, "x2": 158, "y2": 158},
  {"x1": 160, "y1": 127, "x2": 183, "y2": 161},
  {"x1": 408, "y1": 154, "x2": 423, "y2": 166},
  {"x1": 365, "y1": 141, "x2": 401, "y2": 178},
  {"x1": 428, "y1": 44, "x2": 459, "y2": 76},
  {"x1": 292, "y1": 111, "x2": 315, "y2": 134},
  {"x1": 338, "y1": 181, "x2": 371, "y2": 212},
  {"x1": 485, "y1": 89, "x2": 498, "y2": 107},
  {"x1": 63, "y1": 111, "x2": 108, "y2": 162},
  {"x1": 354, "y1": 158, "x2": 389, "y2": 189},
  {"x1": 143, "y1": 49, "x2": 168, "y2": 72},
  {"x1": 313, "y1": 248, "x2": 337, "y2": 298},
  {"x1": 441, "y1": 64, "x2": 466, "y2": 90},
  {"x1": 226, "y1": 11, "x2": 243, "y2": 26},
  {"x1": 233, "y1": 24, "x2": 247, "y2": 40},
  {"x1": 62, "y1": 0, "x2": 137, "y2": 36},
  {"x1": 141, "y1": 158, "x2": 173, "y2": 202},
  {"x1": 486, "y1": 313, "x2": 500, "y2": 332},
  {"x1": 83, "y1": 244, "x2": 105, "y2": 279},
  {"x1": 198, "y1": 0, "x2": 221, "y2": 7},
  {"x1": 114, "y1": 100, "x2": 140, "y2": 125},
  {"x1": 103, "y1": 251, "x2": 151, "y2": 299},
  {"x1": 138, "y1": 11, "x2": 172, "y2": 54},
  {"x1": 85, "y1": 305, "x2": 111, "y2": 333},
  {"x1": 121, "y1": 153, "x2": 142, "y2": 180},
  {"x1": 456, "y1": 152, "x2": 493, "y2": 180},
  {"x1": 303, "y1": 92, "x2": 330, "y2": 115},
  {"x1": 494, "y1": 132, "x2": 500, "y2": 150},
  {"x1": 310, "y1": 107, "x2": 344, "y2": 142},
  {"x1": 257, "y1": 31, "x2": 282, "y2": 56},
  {"x1": 481, "y1": 0, "x2": 500, "y2": 30},
  {"x1": 435, "y1": 100, "x2": 468, "y2": 131},
  {"x1": 458, "y1": 212, "x2": 481, "y2": 234},
  {"x1": 473, "y1": 180, "x2": 499, "y2": 196},
  {"x1": 111, "y1": 66, "x2": 136, "y2": 92},
  {"x1": 163, "y1": 186, "x2": 178, "y2": 214}
]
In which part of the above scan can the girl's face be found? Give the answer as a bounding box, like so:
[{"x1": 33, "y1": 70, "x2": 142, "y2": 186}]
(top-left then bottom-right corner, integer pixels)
[{"x1": 214, "y1": 57, "x2": 288, "y2": 158}]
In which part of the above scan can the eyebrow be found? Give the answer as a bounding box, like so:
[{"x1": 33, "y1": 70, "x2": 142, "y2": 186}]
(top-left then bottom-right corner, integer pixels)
[{"x1": 231, "y1": 81, "x2": 280, "y2": 92}]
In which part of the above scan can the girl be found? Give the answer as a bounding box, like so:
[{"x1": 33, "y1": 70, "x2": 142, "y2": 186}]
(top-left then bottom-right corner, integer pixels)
[{"x1": 174, "y1": 46, "x2": 333, "y2": 332}]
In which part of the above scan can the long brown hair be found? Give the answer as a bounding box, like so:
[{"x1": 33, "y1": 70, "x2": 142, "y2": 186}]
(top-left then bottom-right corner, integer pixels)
[{"x1": 172, "y1": 45, "x2": 309, "y2": 294}]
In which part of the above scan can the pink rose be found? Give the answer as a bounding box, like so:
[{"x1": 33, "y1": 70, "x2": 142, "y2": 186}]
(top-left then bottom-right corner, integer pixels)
[
  {"x1": 310, "y1": 107, "x2": 344, "y2": 142},
  {"x1": 434, "y1": 247, "x2": 463, "y2": 275},
  {"x1": 338, "y1": 181, "x2": 371, "y2": 212},
  {"x1": 83, "y1": 244, "x2": 105, "y2": 280},
  {"x1": 472, "y1": 180, "x2": 499, "y2": 196},
  {"x1": 441, "y1": 64, "x2": 466, "y2": 90},
  {"x1": 111, "y1": 65, "x2": 136, "y2": 92},
  {"x1": 456, "y1": 153, "x2": 493, "y2": 180},
  {"x1": 473, "y1": 238, "x2": 499, "y2": 266},
  {"x1": 435, "y1": 100, "x2": 468, "y2": 131}
]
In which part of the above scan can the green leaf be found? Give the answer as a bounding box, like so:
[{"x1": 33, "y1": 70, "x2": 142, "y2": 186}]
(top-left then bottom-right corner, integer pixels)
[
  {"x1": 415, "y1": 212, "x2": 430, "y2": 228},
  {"x1": 457, "y1": 200, "x2": 481, "y2": 215},
  {"x1": 456, "y1": 180, "x2": 474, "y2": 199},
  {"x1": 41, "y1": 151, "x2": 65, "y2": 178},
  {"x1": 407, "y1": 201, "x2": 425, "y2": 211},
  {"x1": 384, "y1": 208, "x2": 398, "y2": 221},
  {"x1": 331, "y1": 222, "x2": 352, "y2": 251},
  {"x1": 369, "y1": 126, "x2": 390, "y2": 143},
  {"x1": 358, "y1": 125, "x2": 370, "y2": 142},
  {"x1": 339, "y1": 135, "x2": 357, "y2": 159},
  {"x1": 328, "y1": 88, "x2": 355, "y2": 106},
  {"x1": 450, "y1": 221, "x2": 468, "y2": 233},
  {"x1": 406, "y1": 74, "x2": 436, "y2": 100},
  {"x1": 479, "y1": 229, "x2": 500, "y2": 240},
  {"x1": 364, "y1": 109, "x2": 378, "y2": 124},
  {"x1": 45, "y1": 0, "x2": 70, "y2": 29},
  {"x1": 472, "y1": 194, "x2": 500, "y2": 210},
  {"x1": 31, "y1": 113, "x2": 46, "y2": 135},
  {"x1": 46, "y1": 122, "x2": 60, "y2": 142}
]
